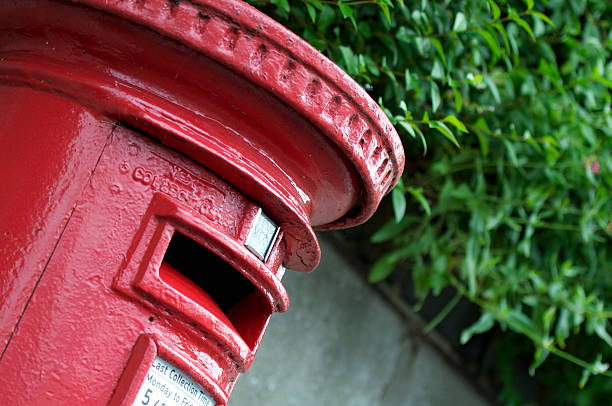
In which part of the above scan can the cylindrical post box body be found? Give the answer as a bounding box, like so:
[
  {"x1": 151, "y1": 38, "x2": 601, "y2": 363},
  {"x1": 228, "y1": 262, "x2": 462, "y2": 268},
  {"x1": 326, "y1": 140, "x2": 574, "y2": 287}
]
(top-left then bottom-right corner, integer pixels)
[{"x1": 0, "y1": 1, "x2": 404, "y2": 404}]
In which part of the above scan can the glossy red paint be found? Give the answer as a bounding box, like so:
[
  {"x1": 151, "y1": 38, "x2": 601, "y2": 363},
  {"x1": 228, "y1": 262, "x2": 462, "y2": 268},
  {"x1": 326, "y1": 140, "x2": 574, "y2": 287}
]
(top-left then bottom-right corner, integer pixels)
[{"x1": 0, "y1": 0, "x2": 404, "y2": 404}]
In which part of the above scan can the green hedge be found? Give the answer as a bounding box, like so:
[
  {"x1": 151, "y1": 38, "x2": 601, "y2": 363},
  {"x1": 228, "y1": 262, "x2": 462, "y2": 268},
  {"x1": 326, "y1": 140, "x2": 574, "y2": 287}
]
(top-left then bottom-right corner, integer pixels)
[{"x1": 248, "y1": 0, "x2": 611, "y2": 403}]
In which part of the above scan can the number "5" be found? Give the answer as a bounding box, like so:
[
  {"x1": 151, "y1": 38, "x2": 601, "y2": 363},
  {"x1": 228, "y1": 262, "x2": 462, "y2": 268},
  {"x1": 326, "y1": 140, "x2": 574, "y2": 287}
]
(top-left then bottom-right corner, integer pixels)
[{"x1": 141, "y1": 389, "x2": 152, "y2": 405}]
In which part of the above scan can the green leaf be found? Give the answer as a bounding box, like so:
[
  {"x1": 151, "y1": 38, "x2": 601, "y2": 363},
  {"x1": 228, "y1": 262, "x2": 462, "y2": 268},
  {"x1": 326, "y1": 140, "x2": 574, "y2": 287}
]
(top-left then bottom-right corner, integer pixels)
[
  {"x1": 381, "y1": 56, "x2": 397, "y2": 82},
  {"x1": 339, "y1": 45, "x2": 358, "y2": 74},
  {"x1": 493, "y1": 23, "x2": 511, "y2": 53},
  {"x1": 580, "y1": 355, "x2": 610, "y2": 388},
  {"x1": 442, "y1": 115, "x2": 468, "y2": 133},
  {"x1": 503, "y1": 139, "x2": 519, "y2": 167},
  {"x1": 429, "y1": 121, "x2": 460, "y2": 147},
  {"x1": 431, "y1": 59, "x2": 445, "y2": 79},
  {"x1": 420, "y1": 111, "x2": 429, "y2": 124},
  {"x1": 580, "y1": 369, "x2": 592, "y2": 389},
  {"x1": 594, "y1": 321, "x2": 612, "y2": 347},
  {"x1": 487, "y1": 0, "x2": 501, "y2": 20},
  {"x1": 410, "y1": 122, "x2": 428, "y2": 154},
  {"x1": 593, "y1": 70, "x2": 612, "y2": 89},
  {"x1": 523, "y1": 0, "x2": 534, "y2": 10},
  {"x1": 506, "y1": 310, "x2": 539, "y2": 336},
  {"x1": 430, "y1": 82, "x2": 441, "y2": 112},
  {"x1": 397, "y1": 120, "x2": 414, "y2": 137},
  {"x1": 338, "y1": 1, "x2": 352, "y2": 18},
  {"x1": 316, "y1": 4, "x2": 335, "y2": 30},
  {"x1": 452, "y1": 87, "x2": 463, "y2": 112},
  {"x1": 404, "y1": 68, "x2": 417, "y2": 90},
  {"x1": 370, "y1": 216, "x2": 416, "y2": 243},
  {"x1": 368, "y1": 254, "x2": 397, "y2": 283},
  {"x1": 429, "y1": 38, "x2": 447, "y2": 67},
  {"x1": 555, "y1": 308, "x2": 570, "y2": 348},
  {"x1": 305, "y1": 3, "x2": 317, "y2": 22},
  {"x1": 530, "y1": 11, "x2": 555, "y2": 26},
  {"x1": 368, "y1": 244, "x2": 418, "y2": 283},
  {"x1": 270, "y1": 0, "x2": 290, "y2": 13},
  {"x1": 357, "y1": 20, "x2": 372, "y2": 38},
  {"x1": 407, "y1": 187, "x2": 431, "y2": 216},
  {"x1": 391, "y1": 186, "x2": 407, "y2": 223},
  {"x1": 450, "y1": 183, "x2": 473, "y2": 200},
  {"x1": 338, "y1": 1, "x2": 356, "y2": 27},
  {"x1": 364, "y1": 57, "x2": 379, "y2": 77},
  {"x1": 379, "y1": 4, "x2": 391, "y2": 23},
  {"x1": 464, "y1": 235, "x2": 478, "y2": 294},
  {"x1": 510, "y1": 14, "x2": 536, "y2": 41},
  {"x1": 461, "y1": 312, "x2": 495, "y2": 344},
  {"x1": 453, "y1": 12, "x2": 467, "y2": 32},
  {"x1": 529, "y1": 347, "x2": 550, "y2": 375},
  {"x1": 484, "y1": 75, "x2": 501, "y2": 103},
  {"x1": 477, "y1": 29, "x2": 501, "y2": 59},
  {"x1": 543, "y1": 307, "x2": 556, "y2": 332}
]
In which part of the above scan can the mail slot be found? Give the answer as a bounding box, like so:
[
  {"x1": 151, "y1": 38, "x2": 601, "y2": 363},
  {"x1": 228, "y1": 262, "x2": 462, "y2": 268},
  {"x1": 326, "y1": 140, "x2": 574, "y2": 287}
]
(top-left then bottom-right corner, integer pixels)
[{"x1": 0, "y1": 0, "x2": 404, "y2": 405}]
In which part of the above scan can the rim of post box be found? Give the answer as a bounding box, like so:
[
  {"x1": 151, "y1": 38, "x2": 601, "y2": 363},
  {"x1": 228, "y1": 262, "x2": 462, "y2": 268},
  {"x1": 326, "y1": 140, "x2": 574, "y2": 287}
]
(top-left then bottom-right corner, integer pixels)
[{"x1": 68, "y1": 0, "x2": 405, "y2": 231}]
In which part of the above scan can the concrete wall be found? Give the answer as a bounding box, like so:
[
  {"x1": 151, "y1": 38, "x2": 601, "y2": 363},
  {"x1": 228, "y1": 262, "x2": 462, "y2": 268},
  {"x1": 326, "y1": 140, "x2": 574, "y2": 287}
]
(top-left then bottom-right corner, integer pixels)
[{"x1": 229, "y1": 236, "x2": 491, "y2": 406}]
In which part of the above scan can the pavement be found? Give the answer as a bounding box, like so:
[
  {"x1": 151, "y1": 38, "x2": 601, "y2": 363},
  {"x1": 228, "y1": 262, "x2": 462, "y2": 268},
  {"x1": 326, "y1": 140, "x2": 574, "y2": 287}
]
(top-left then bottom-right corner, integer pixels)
[{"x1": 229, "y1": 236, "x2": 491, "y2": 406}]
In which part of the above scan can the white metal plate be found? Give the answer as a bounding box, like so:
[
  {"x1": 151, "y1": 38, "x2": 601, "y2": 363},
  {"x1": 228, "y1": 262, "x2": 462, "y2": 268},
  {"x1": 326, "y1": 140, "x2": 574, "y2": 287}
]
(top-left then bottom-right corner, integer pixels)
[
  {"x1": 131, "y1": 357, "x2": 215, "y2": 406},
  {"x1": 245, "y1": 209, "x2": 279, "y2": 261}
]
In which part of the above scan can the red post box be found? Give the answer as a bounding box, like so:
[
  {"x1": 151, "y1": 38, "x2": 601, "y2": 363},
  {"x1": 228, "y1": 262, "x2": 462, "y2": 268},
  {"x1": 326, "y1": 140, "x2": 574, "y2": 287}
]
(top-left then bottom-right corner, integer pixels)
[{"x1": 0, "y1": 0, "x2": 404, "y2": 404}]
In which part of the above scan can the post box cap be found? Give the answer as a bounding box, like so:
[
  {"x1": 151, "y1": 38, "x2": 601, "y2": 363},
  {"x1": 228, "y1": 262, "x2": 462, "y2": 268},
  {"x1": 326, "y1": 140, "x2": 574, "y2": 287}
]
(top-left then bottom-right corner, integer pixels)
[{"x1": 69, "y1": 0, "x2": 405, "y2": 229}]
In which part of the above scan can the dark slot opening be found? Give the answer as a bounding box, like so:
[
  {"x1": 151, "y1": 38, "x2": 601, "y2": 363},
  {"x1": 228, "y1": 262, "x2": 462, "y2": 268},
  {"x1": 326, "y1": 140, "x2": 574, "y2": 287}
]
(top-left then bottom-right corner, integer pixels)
[
  {"x1": 160, "y1": 232, "x2": 271, "y2": 349},
  {"x1": 164, "y1": 232, "x2": 253, "y2": 311}
]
